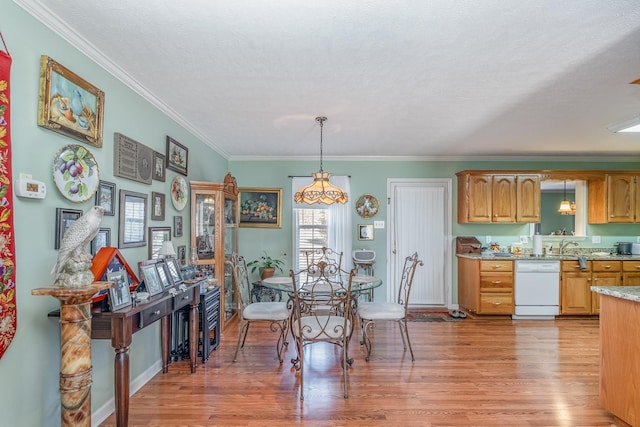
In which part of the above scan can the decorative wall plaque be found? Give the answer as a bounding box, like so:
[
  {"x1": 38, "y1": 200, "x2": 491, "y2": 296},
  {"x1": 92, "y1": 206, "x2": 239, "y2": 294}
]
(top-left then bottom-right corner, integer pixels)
[{"x1": 113, "y1": 132, "x2": 153, "y2": 184}]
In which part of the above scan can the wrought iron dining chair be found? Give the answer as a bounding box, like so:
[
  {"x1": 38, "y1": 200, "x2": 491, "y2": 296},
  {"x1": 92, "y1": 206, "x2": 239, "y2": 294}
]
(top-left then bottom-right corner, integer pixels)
[
  {"x1": 358, "y1": 252, "x2": 423, "y2": 362},
  {"x1": 302, "y1": 246, "x2": 345, "y2": 283},
  {"x1": 289, "y1": 260, "x2": 357, "y2": 400},
  {"x1": 227, "y1": 253, "x2": 289, "y2": 364}
]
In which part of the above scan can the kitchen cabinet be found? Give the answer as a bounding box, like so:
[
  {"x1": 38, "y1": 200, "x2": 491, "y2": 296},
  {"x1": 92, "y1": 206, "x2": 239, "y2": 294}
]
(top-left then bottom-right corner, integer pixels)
[
  {"x1": 458, "y1": 257, "x2": 513, "y2": 315},
  {"x1": 588, "y1": 173, "x2": 640, "y2": 223},
  {"x1": 456, "y1": 171, "x2": 540, "y2": 223},
  {"x1": 560, "y1": 260, "x2": 622, "y2": 315},
  {"x1": 190, "y1": 173, "x2": 239, "y2": 330},
  {"x1": 622, "y1": 259, "x2": 640, "y2": 286}
]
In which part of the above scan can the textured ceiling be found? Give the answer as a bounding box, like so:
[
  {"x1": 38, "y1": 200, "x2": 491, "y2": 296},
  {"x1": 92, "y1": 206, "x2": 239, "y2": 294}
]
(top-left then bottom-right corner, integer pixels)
[{"x1": 15, "y1": 0, "x2": 640, "y2": 160}]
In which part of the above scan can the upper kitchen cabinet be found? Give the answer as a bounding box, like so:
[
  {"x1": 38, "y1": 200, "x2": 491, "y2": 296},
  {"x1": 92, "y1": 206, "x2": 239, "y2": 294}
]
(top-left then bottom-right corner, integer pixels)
[
  {"x1": 457, "y1": 171, "x2": 540, "y2": 223},
  {"x1": 588, "y1": 173, "x2": 640, "y2": 223}
]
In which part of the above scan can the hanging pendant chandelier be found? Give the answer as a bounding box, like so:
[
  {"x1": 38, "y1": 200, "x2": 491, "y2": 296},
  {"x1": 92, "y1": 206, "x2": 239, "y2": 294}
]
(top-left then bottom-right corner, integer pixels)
[
  {"x1": 294, "y1": 116, "x2": 348, "y2": 205},
  {"x1": 558, "y1": 180, "x2": 573, "y2": 214}
]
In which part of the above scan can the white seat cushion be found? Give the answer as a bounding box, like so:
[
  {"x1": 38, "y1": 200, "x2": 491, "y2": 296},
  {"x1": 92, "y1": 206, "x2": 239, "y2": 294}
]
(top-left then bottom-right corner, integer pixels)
[
  {"x1": 243, "y1": 302, "x2": 289, "y2": 321},
  {"x1": 294, "y1": 315, "x2": 351, "y2": 339},
  {"x1": 358, "y1": 302, "x2": 404, "y2": 321}
]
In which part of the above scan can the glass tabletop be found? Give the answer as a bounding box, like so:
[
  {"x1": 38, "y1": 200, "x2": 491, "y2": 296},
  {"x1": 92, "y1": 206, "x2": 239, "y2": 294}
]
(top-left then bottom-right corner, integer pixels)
[{"x1": 260, "y1": 275, "x2": 382, "y2": 293}]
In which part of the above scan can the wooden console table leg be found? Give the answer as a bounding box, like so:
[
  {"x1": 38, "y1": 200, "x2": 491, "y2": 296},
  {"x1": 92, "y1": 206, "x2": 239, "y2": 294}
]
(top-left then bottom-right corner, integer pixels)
[
  {"x1": 114, "y1": 346, "x2": 130, "y2": 427},
  {"x1": 32, "y1": 282, "x2": 112, "y2": 427},
  {"x1": 189, "y1": 296, "x2": 199, "y2": 373}
]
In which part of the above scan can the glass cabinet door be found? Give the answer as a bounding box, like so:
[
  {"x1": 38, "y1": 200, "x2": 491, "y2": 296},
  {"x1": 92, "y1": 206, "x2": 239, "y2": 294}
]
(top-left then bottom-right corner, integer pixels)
[
  {"x1": 193, "y1": 192, "x2": 216, "y2": 263},
  {"x1": 223, "y1": 196, "x2": 238, "y2": 258}
]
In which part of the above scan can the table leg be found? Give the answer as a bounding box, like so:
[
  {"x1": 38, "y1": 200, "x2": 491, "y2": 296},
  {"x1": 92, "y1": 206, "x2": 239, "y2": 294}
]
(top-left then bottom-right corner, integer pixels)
[
  {"x1": 189, "y1": 294, "x2": 199, "y2": 373},
  {"x1": 161, "y1": 315, "x2": 170, "y2": 373},
  {"x1": 114, "y1": 346, "x2": 130, "y2": 427}
]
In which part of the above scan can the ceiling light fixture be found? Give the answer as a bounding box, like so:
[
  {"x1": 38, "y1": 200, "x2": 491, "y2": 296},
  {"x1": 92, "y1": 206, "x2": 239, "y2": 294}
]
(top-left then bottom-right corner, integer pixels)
[
  {"x1": 558, "y1": 180, "x2": 573, "y2": 214},
  {"x1": 606, "y1": 114, "x2": 640, "y2": 133},
  {"x1": 294, "y1": 116, "x2": 348, "y2": 205}
]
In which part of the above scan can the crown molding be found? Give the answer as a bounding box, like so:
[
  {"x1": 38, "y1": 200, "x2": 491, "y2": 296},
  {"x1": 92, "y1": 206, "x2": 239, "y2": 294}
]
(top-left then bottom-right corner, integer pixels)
[{"x1": 229, "y1": 154, "x2": 640, "y2": 162}]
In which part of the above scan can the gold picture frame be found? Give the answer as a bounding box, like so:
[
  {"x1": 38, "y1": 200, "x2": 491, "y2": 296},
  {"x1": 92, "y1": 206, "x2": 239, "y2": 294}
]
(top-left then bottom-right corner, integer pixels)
[
  {"x1": 239, "y1": 188, "x2": 282, "y2": 228},
  {"x1": 37, "y1": 55, "x2": 105, "y2": 147},
  {"x1": 358, "y1": 224, "x2": 374, "y2": 241}
]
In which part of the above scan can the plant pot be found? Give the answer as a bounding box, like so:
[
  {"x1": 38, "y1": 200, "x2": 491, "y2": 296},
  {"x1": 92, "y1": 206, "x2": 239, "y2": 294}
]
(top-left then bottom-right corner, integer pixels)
[{"x1": 261, "y1": 267, "x2": 276, "y2": 280}]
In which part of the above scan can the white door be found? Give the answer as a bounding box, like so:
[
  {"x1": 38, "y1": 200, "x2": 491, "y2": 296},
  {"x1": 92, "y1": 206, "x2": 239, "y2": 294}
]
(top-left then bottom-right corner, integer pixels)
[{"x1": 387, "y1": 179, "x2": 452, "y2": 308}]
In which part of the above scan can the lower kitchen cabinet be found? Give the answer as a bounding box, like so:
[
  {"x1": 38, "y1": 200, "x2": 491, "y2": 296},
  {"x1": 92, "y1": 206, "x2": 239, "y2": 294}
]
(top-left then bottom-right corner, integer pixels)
[
  {"x1": 458, "y1": 257, "x2": 514, "y2": 315},
  {"x1": 622, "y1": 259, "x2": 640, "y2": 286},
  {"x1": 561, "y1": 260, "x2": 622, "y2": 315}
]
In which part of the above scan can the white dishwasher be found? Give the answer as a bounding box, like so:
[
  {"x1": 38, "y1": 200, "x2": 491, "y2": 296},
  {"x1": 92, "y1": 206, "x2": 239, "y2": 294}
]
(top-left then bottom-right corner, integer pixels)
[{"x1": 513, "y1": 260, "x2": 560, "y2": 320}]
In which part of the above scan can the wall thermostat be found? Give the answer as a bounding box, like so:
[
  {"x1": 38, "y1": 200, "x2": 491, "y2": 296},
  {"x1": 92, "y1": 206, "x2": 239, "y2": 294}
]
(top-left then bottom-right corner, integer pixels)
[{"x1": 15, "y1": 178, "x2": 46, "y2": 199}]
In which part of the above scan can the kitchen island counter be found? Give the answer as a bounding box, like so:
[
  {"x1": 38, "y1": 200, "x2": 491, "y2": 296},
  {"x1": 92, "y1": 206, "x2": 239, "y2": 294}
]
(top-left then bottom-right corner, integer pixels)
[{"x1": 590, "y1": 286, "x2": 640, "y2": 427}]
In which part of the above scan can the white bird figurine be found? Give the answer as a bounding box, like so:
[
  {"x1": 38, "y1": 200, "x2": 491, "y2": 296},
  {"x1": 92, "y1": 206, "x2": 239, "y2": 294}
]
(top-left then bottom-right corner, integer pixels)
[{"x1": 51, "y1": 206, "x2": 105, "y2": 283}]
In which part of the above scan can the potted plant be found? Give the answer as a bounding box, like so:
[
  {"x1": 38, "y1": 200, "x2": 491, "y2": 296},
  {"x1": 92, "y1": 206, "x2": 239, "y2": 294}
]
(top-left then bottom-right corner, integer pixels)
[{"x1": 247, "y1": 252, "x2": 285, "y2": 280}]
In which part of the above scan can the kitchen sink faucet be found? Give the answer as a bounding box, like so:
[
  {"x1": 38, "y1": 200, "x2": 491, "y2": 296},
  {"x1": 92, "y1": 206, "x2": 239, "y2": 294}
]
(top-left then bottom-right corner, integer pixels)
[{"x1": 559, "y1": 239, "x2": 579, "y2": 256}]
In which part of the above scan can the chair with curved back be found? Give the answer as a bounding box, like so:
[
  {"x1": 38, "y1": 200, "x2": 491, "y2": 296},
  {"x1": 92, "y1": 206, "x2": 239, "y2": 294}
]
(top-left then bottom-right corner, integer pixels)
[
  {"x1": 289, "y1": 259, "x2": 356, "y2": 400},
  {"x1": 358, "y1": 252, "x2": 423, "y2": 362},
  {"x1": 227, "y1": 253, "x2": 289, "y2": 364}
]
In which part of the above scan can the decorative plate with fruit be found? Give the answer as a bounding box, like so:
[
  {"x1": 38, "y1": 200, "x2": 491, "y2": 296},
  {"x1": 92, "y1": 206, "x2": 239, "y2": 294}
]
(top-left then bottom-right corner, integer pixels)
[{"x1": 52, "y1": 144, "x2": 99, "y2": 202}]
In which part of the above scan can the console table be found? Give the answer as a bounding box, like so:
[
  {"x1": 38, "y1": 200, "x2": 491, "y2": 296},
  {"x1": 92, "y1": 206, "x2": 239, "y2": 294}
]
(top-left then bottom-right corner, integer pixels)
[{"x1": 88, "y1": 282, "x2": 200, "y2": 427}]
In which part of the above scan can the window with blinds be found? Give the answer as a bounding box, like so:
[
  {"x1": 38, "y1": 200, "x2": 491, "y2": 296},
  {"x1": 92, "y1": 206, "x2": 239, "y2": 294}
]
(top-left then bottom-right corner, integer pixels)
[{"x1": 294, "y1": 208, "x2": 328, "y2": 272}]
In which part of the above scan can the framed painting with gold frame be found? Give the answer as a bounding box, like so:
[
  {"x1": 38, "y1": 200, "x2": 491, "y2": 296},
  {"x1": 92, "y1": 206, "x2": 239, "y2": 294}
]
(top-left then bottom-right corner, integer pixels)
[
  {"x1": 37, "y1": 55, "x2": 105, "y2": 147},
  {"x1": 239, "y1": 188, "x2": 282, "y2": 228}
]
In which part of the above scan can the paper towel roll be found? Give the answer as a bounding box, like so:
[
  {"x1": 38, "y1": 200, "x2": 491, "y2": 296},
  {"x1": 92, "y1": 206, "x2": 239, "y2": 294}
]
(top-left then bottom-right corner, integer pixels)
[{"x1": 533, "y1": 234, "x2": 543, "y2": 256}]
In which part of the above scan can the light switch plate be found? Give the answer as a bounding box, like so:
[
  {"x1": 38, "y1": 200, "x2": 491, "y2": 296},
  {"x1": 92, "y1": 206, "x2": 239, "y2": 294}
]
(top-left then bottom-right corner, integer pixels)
[
  {"x1": 485, "y1": 235, "x2": 492, "y2": 244},
  {"x1": 592, "y1": 236, "x2": 601, "y2": 244},
  {"x1": 519, "y1": 236, "x2": 528, "y2": 243},
  {"x1": 374, "y1": 221, "x2": 384, "y2": 229}
]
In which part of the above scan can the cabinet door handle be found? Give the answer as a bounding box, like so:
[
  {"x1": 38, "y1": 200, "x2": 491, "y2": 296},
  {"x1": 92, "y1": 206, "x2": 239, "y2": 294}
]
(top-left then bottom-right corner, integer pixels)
[
  {"x1": 635, "y1": 265, "x2": 640, "y2": 269},
  {"x1": 492, "y1": 280, "x2": 502, "y2": 284},
  {"x1": 182, "y1": 295, "x2": 190, "y2": 300},
  {"x1": 603, "y1": 265, "x2": 611, "y2": 269},
  {"x1": 493, "y1": 302, "x2": 502, "y2": 305},
  {"x1": 152, "y1": 310, "x2": 160, "y2": 316}
]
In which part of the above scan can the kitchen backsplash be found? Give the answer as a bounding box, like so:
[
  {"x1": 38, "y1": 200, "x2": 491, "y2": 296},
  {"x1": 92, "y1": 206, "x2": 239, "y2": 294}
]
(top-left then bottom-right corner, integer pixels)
[{"x1": 467, "y1": 235, "x2": 640, "y2": 256}]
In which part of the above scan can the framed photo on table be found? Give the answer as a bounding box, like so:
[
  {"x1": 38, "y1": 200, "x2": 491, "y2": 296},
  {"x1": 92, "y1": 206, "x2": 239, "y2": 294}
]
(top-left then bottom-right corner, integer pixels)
[
  {"x1": 139, "y1": 262, "x2": 164, "y2": 297},
  {"x1": 107, "y1": 270, "x2": 132, "y2": 311}
]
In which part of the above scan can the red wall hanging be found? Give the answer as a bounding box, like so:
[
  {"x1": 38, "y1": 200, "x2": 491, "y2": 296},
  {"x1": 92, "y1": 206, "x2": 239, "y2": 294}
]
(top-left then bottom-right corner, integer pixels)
[{"x1": 0, "y1": 33, "x2": 16, "y2": 360}]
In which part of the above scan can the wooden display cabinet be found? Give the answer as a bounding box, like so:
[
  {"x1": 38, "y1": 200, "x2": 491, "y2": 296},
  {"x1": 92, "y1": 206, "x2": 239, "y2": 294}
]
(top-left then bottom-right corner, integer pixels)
[{"x1": 190, "y1": 173, "x2": 239, "y2": 330}]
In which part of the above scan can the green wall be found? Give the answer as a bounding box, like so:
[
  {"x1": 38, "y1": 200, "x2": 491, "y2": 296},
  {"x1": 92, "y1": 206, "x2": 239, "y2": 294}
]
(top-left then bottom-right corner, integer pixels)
[{"x1": 1, "y1": 4, "x2": 226, "y2": 426}]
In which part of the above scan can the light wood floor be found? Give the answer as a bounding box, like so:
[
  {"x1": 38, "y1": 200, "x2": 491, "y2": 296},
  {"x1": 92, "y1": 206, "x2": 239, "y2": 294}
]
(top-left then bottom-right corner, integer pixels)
[{"x1": 98, "y1": 315, "x2": 616, "y2": 427}]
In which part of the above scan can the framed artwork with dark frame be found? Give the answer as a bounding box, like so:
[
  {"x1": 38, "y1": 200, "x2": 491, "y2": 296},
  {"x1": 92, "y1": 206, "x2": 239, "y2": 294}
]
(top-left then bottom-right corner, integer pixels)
[
  {"x1": 238, "y1": 187, "x2": 282, "y2": 228},
  {"x1": 107, "y1": 270, "x2": 132, "y2": 311},
  {"x1": 151, "y1": 192, "x2": 165, "y2": 221},
  {"x1": 153, "y1": 151, "x2": 166, "y2": 182},
  {"x1": 138, "y1": 261, "x2": 164, "y2": 297},
  {"x1": 358, "y1": 224, "x2": 374, "y2": 241},
  {"x1": 166, "y1": 136, "x2": 188, "y2": 176},
  {"x1": 118, "y1": 190, "x2": 147, "y2": 248},
  {"x1": 177, "y1": 245, "x2": 186, "y2": 266},
  {"x1": 173, "y1": 215, "x2": 183, "y2": 237},
  {"x1": 96, "y1": 180, "x2": 116, "y2": 216},
  {"x1": 91, "y1": 227, "x2": 111, "y2": 255},
  {"x1": 155, "y1": 261, "x2": 173, "y2": 290},
  {"x1": 37, "y1": 55, "x2": 105, "y2": 148},
  {"x1": 148, "y1": 226, "x2": 171, "y2": 260},
  {"x1": 55, "y1": 208, "x2": 83, "y2": 249}
]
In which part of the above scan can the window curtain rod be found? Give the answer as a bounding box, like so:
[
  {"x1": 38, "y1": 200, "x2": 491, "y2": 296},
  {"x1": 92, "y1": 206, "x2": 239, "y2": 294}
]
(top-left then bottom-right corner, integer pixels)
[{"x1": 288, "y1": 175, "x2": 351, "y2": 178}]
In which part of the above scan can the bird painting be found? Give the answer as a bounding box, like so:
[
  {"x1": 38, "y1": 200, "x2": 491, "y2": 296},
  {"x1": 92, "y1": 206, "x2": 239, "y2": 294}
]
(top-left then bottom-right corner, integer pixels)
[{"x1": 51, "y1": 205, "x2": 105, "y2": 286}]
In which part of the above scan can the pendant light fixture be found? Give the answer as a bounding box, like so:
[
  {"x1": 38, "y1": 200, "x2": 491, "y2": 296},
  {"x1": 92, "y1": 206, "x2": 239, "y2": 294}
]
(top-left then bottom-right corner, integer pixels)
[
  {"x1": 558, "y1": 180, "x2": 573, "y2": 214},
  {"x1": 294, "y1": 116, "x2": 348, "y2": 205}
]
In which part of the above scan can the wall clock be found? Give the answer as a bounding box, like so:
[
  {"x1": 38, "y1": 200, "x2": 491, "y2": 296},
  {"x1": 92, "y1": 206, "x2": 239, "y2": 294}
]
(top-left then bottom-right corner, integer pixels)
[{"x1": 355, "y1": 194, "x2": 379, "y2": 218}]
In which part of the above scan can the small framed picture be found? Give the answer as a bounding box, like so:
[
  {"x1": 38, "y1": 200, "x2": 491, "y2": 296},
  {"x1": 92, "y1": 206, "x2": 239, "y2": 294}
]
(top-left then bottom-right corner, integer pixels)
[
  {"x1": 164, "y1": 258, "x2": 184, "y2": 286},
  {"x1": 153, "y1": 151, "x2": 166, "y2": 182},
  {"x1": 177, "y1": 245, "x2": 187, "y2": 266},
  {"x1": 166, "y1": 136, "x2": 188, "y2": 176},
  {"x1": 358, "y1": 224, "x2": 374, "y2": 241},
  {"x1": 118, "y1": 190, "x2": 147, "y2": 248},
  {"x1": 91, "y1": 227, "x2": 111, "y2": 255},
  {"x1": 139, "y1": 261, "x2": 164, "y2": 297},
  {"x1": 151, "y1": 192, "x2": 165, "y2": 221},
  {"x1": 55, "y1": 208, "x2": 83, "y2": 249},
  {"x1": 107, "y1": 270, "x2": 132, "y2": 311},
  {"x1": 148, "y1": 226, "x2": 171, "y2": 260},
  {"x1": 173, "y1": 216, "x2": 183, "y2": 237},
  {"x1": 155, "y1": 262, "x2": 173, "y2": 289},
  {"x1": 95, "y1": 180, "x2": 116, "y2": 216}
]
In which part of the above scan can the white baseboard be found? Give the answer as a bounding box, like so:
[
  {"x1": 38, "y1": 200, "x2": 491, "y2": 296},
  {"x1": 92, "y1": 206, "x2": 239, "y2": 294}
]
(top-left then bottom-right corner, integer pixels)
[{"x1": 92, "y1": 359, "x2": 163, "y2": 426}]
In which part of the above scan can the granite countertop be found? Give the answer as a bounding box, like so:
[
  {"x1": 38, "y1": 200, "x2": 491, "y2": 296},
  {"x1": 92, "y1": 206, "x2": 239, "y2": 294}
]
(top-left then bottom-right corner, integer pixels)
[
  {"x1": 456, "y1": 253, "x2": 640, "y2": 261},
  {"x1": 591, "y1": 286, "x2": 640, "y2": 303}
]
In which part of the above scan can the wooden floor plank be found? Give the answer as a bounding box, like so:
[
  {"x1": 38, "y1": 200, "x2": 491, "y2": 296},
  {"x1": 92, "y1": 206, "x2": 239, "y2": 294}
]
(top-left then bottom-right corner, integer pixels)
[{"x1": 98, "y1": 316, "x2": 616, "y2": 426}]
